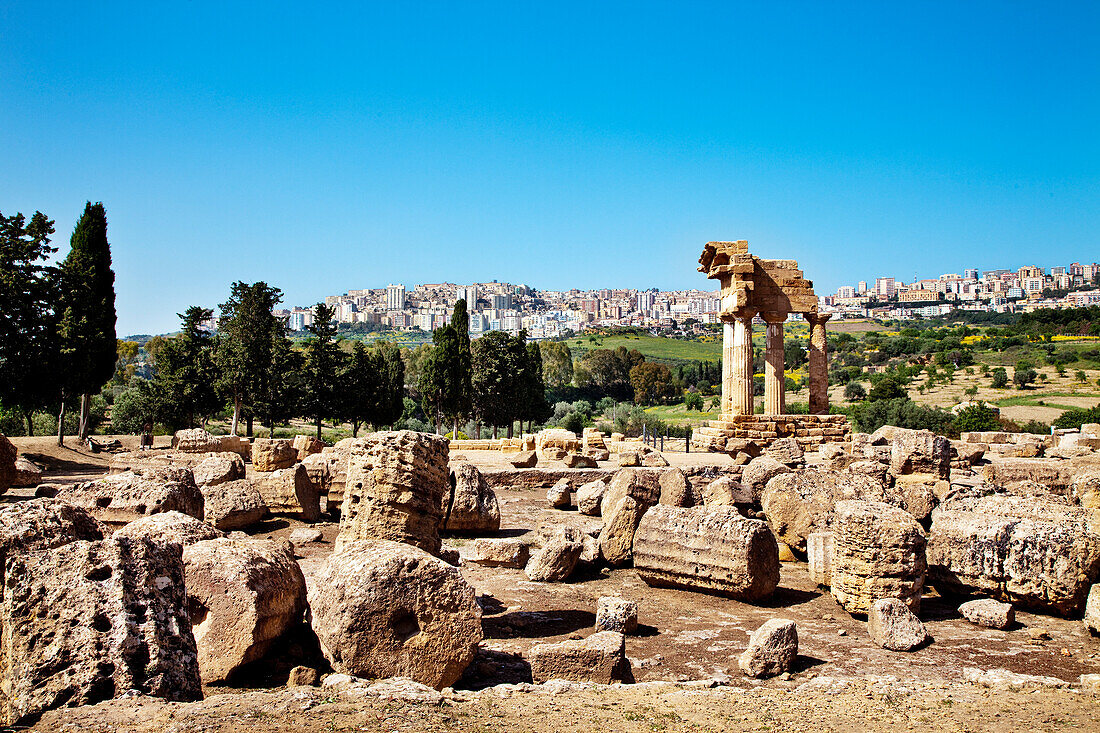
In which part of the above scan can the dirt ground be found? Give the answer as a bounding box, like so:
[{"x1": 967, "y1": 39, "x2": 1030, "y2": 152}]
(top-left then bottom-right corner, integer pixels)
[{"x1": 9, "y1": 444, "x2": 1100, "y2": 731}]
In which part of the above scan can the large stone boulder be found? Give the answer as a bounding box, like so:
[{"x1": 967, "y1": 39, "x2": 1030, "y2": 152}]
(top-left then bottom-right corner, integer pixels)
[
  {"x1": 254, "y1": 464, "x2": 320, "y2": 522},
  {"x1": 308, "y1": 540, "x2": 481, "y2": 690},
  {"x1": 251, "y1": 438, "x2": 297, "y2": 472},
  {"x1": 336, "y1": 431, "x2": 449, "y2": 556},
  {"x1": 576, "y1": 478, "x2": 608, "y2": 516},
  {"x1": 11, "y1": 456, "x2": 42, "y2": 488},
  {"x1": 765, "y1": 437, "x2": 804, "y2": 467},
  {"x1": 183, "y1": 537, "x2": 307, "y2": 683},
  {"x1": 510, "y1": 450, "x2": 538, "y2": 468},
  {"x1": 114, "y1": 510, "x2": 223, "y2": 547},
  {"x1": 633, "y1": 504, "x2": 780, "y2": 601},
  {"x1": 201, "y1": 479, "x2": 269, "y2": 531},
  {"x1": 292, "y1": 434, "x2": 325, "y2": 460},
  {"x1": 959, "y1": 599, "x2": 1015, "y2": 629},
  {"x1": 829, "y1": 500, "x2": 926, "y2": 615},
  {"x1": 174, "y1": 428, "x2": 218, "y2": 453},
  {"x1": 526, "y1": 526, "x2": 584, "y2": 582},
  {"x1": 528, "y1": 631, "x2": 626, "y2": 684},
  {"x1": 981, "y1": 458, "x2": 1074, "y2": 496},
  {"x1": 1086, "y1": 584, "x2": 1100, "y2": 635},
  {"x1": 657, "y1": 467, "x2": 693, "y2": 507},
  {"x1": 444, "y1": 464, "x2": 500, "y2": 533},
  {"x1": 598, "y1": 495, "x2": 646, "y2": 566},
  {"x1": 547, "y1": 478, "x2": 571, "y2": 509},
  {"x1": 867, "y1": 597, "x2": 929, "y2": 651},
  {"x1": 760, "y1": 469, "x2": 887, "y2": 554},
  {"x1": 55, "y1": 467, "x2": 204, "y2": 526},
  {"x1": 300, "y1": 453, "x2": 335, "y2": 508},
  {"x1": 890, "y1": 429, "x2": 950, "y2": 479},
  {"x1": 466, "y1": 538, "x2": 530, "y2": 568},
  {"x1": 0, "y1": 499, "x2": 105, "y2": 586},
  {"x1": 699, "y1": 475, "x2": 749, "y2": 506},
  {"x1": 192, "y1": 452, "x2": 245, "y2": 487},
  {"x1": 1073, "y1": 471, "x2": 1100, "y2": 510},
  {"x1": 0, "y1": 434, "x2": 15, "y2": 492},
  {"x1": 596, "y1": 597, "x2": 638, "y2": 634},
  {"x1": 927, "y1": 494, "x2": 1100, "y2": 615},
  {"x1": 536, "y1": 429, "x2": 580, "y2": 459},
  {"x1": 742, "y1": 456, "x2": 793, "y2": 504},
  {"x1": 600, "y1": 468, "x2": 661, "y2": 517},
  {"x1": 1, "y1": 536, "x2": 201, "y2": 725},
  {"x1": 738, "y1": 619, "x2": 798, "y2": 678}
]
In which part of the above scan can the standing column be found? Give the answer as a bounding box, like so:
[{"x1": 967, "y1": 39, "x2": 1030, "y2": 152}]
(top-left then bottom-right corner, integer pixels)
[
  {"x1": 763, "y1": 313, "x2": 786, "y2": 416},
  {"x1": 808, "y1": 312, "x2": 832, "y2": 414},
  {"x1": 731, "y1": 310, "x2": 756, "y2": 416},
  {"x1": 720, "y1": 320, "x2": 735, "y2": 416}
]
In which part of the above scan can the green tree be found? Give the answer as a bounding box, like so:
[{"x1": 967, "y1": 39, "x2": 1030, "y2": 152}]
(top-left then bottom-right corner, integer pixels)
[
  {"x1": 301, "y1": 304, "x2": 342, "y2": 439},
  {"x1": 150, "y1": 307, "x2": 221, "y2": 429},
  {"x1": 630, "y1": 362, "x2": 674, "y2": 404},
  {"x1": 844, "y1": 382, "x2": 866, "y2": 401},
  {"x1": 0, "y1": 209, "x2": 58, "y2": 434},
  {"x1": 953, "y1": 403, "x2": 1001, "y2": 433},
  {"x1": 1013, "y1": 360, "x2": 1037, "y2": 390},
  {"x1": 518, "y1": 336, "x2": 551, "y2": 432},
  {"x1": 339, "y1": 341, "x2": 379, "y2": 437},
  {"x1": 539, "y1": 341, "x2": 574, "y2": 388},
  {"x1": 445, "y1": 300, "x2": 473, "y2": 435},
  {"x1": 56, "y1": 202, "x2": 117, "y2": 442},
  {"x1": 868, "y1": 375, "x2": 907, "y2": 402},
  {"x1": 991, "y1": 367, "x2": 1008, "y2": 388},
  {"x1": 684, "y1": 392, "x2": 704, "y2": 411},
  {"x1": 471, "y1": 331, "x2": 518, "y2": 438},
  {"x1": 214, "y1": 281, "x2": 284, "y2": 435},
  {"x1": 374, "y1": 340, "x2": 406, "y2": 428}
]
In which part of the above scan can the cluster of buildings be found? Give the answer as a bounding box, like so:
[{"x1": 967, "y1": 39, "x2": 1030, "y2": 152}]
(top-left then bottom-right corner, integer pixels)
[
  {"x1": 277, "y1": 282, "x2": 723, "y2": 339},
  {"x1": 824, "y1": 262, "x2": 1100, "y2": 320}
]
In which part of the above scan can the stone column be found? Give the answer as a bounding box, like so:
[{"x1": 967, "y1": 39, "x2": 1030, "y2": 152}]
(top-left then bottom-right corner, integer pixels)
[
  {"x1": 808, "y1": 312, "x2": 832, "y2": 414},
  {"x1": 763, "y1": 313, "x2": 786, "y2": 416},
  {"x1": 720, "y1": 319, "x2": 735, "y2": 416},
  {"x1": 731, "y1": 310, "x2": 755, "y2": 416}
]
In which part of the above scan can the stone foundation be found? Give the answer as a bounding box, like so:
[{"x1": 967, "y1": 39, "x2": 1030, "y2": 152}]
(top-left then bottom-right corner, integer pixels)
[{"x1": 692, "y1": 414, "x2": 850, "y2": 454}]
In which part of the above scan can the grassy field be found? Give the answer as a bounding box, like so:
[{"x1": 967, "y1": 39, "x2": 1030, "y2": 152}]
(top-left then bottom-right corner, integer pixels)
[{"x1": 561, "y1": 334, "x2": 722, "y2": 362}]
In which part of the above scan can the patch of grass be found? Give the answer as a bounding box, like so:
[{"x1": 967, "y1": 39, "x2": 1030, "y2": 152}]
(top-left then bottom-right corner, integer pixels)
[{"x1": 562, "y1": 334, "x2": 721, "y2": 362}]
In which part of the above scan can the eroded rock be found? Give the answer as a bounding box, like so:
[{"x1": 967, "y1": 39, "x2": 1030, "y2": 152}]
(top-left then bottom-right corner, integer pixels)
[
  {"x1": 201, "y1": 479, "x2": 269, "y2": 531},
  {"x1": 739, "y1": 618, "x2": 798, "y2": 678},
  {"x1": 445, "y1": 464, "x2": 500, "y2": 533},
  {"x1": 528, "y1": 631, "x2": 626, "y2": 684},
  {"x1": 56, "y1": 468, "x2": 204, "y2": 526}
]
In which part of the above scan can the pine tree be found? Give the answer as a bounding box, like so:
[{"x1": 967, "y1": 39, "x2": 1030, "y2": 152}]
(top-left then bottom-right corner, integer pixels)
[
  {"x1": 214, "y1": 281, "x2": 284, "y2": 435},
  {"x1": 302, "y1": 304, "x2": 342, "y2": 439},
  {"x1": 339, "y1": 341, "x2": 379, "y2": 436},
  {"x1": 375, "y1": 340, "x2": 406, "y2": 428},
  {"x1": 150, "y1": 307, "x2": 221, "y2": 429},
  {"x1": 57, "y1": 202, "x2": 117, "y2": 443},
  {"x1": 449, "y1": 299, "x2": 473, "y2": 435}
]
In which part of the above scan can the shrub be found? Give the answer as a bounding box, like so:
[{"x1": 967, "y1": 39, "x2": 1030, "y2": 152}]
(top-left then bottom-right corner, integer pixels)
[
  {"x1": 953, "y1": 404, "x2": 1001, "y2": 433},
  {"x1": 991, "y1": 367, "x2": 1008, "y2": 388},
  {"x1": 684, "y1": 392, "x2": 704, "y2": 411},
  {"x1": 844, "y1": 382, "x2": 866, "y2": 401}
]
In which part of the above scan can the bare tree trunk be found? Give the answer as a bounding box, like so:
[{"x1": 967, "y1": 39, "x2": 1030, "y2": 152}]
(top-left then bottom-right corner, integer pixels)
[
  {"x1": 507, "y1": 420, "x2": 514, "y2": 439},
  {"x1": 78, "y1": 393, "x2": 90, "y2": 439},
  {"x1": 230, "y1": 395, "x2": 241, "y2": 436},
  {"x1": 246, "y1": 415, "x2": 254, "y2": 437},
  {"x1": 316, "y1": 416, "x2": 322, "y2": 440},
  {"x1": 453, "y1": 417, "x2": 459, "y2": 439},
  {"x1": 23, "y1": 410, "x2": 33, "y2": 437},
  {"x1": 57, "y1": 396, "x2": 65, "y2": 447}
]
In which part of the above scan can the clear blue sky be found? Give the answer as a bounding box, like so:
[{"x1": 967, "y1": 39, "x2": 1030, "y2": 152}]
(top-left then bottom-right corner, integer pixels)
[{"x1": 2, "y1": 2, "x2": 1097, "y2": 335}]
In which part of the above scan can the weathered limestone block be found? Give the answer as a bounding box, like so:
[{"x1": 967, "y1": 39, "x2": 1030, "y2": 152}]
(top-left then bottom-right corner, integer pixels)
[
  {"x1": 642, "y1": 451, "x2": 670, "y2": 468},
  {"x1": 308, "y1": 540, "x2": 481, "y2": 690},
  {"x1": 56, "y1": 467, "x2": 204, "y2": 526},
  {"x1": 183, "y1": 537, "x2": 307, "y2": 683},
  {"x1": 600, "y1": 468, "x2": 662, "y2": 517},
  {"x1": 952, "y1": 441, "x2": 987, "y2": 467},
  {"x1": 829, "y1": 500, "x2": 926, "y2": 615},
  {"x1": 598, "y1": 495, "x2": 645, "y2": 566},
  {"x1": 11, "y1": 456, "x2": 42, "y2": 488},
  {"x1": 174, "y1": 428, "x2": 222, "y2": 453},
  {"x1": 927, "y1": 495, "x2": 1100, "y2": 615},
  {"x1": 576, "y1": 478, "x2": 608, "y2": 516},
  {"x1": 657, "y1": 467, "x2": 692, "y2": 507},
  {"x1": 633, "y1": 504, "x2": 780, "y2": 601},
  {"x1": 981, "y1": 458, "x2": 1074, "y2": 495},
  {"x1": 301, "y1": 453, "x2": 334, "y2": 498},
  {"x1": 534, "y1": 512, "x2": 602, "y2": 564},
  {"x1": 289, "y1": 527, "x2": 323, "y2": 545},
  {"x1": 467, "y1": 538, "x2": 530, "y2": 568},
  {"x1": 1073, "y1": 471, "x2": 1100, "y2": 510},
  {"x1": 510, "y1": 450, "x2": 538, "y2": 468},
  {"x1": 891, "y1": 473, "x2": 943, "y2": 522},
  {"x1": 254, "y1": 465, "x2": 320, "y2": 523},
  {"x1": 820, "y1": 444, "x2": 854, "y2": 471},
  {"x1": 0, "y1": 434, "x2": 15, "y2": 492},
  {"x1": 867, "y1": 598, "x2": 928, "y2": 651},
  {"x1": 193, "y1": 452, "x2": 245, "y2": 488},
  {"x1": 738, "y1": 619, "x2": 798, "y2": 678},
  {"x1": 525, "y1": 527, "x2": 583, "y2": 582},
  {"x1": 596, "y1": 597, "x2": 638, "y2": 634},
  {"x1": 528, "y1": 631, "x2": 626, "y2": 684},
  {"x1": 765, "y1": 437, "x2": 804, "y2": 467},
  {"x1": 336, "y1": 431, "x2": 449, "y2": 556},
  {"x1": 114, "y1": 510, "x2": 223, "y2": 547},
  {"x1": 1086, "y1": 585, "x2": 1100, "y2": 635},
  {"x1": 292, "y1": 434, "x2": 325, "y2": 460},
  {"x1": 586, "y1": 448, "x2": 611, "y2": 462},
  {"x1": 0, "y1": 499, "x2": 105, "y2": 586},
  {"x1": 890, "y1": 429, "x2": 950, "y2": 479},
  {"x1": 536, "y1": 429, "x2": 580, "y2": 459},
  {"x1": 564, "y1": 453, "x2": 597, "y2": 469},
  {"x1": 547, "y1": 478, "x2": 571, "y2": 508},
  {"x1": 760, "y1": 469, "x2": 886, "y2": 554},
  {"x1": 583, "y1": 428, "x2": 607, "y2": 451},
  {"x1": 618, "y1": 450, "x2": 642, "y2": 467},
  {"x1": 959, "y1": 599, "x2": 1015, "y2": 629},
  {"x1": 700, "y1": 476, "x2": 749, "y2": 506},
  {"x1": 201, "y1": 479, "x2": 269, "y2": 531},
  {"x1": 1, "y1": 536, "x2": 201, "y2": 725},
  {"x1": 742, "y1": 456, "x2": 792, "y2": 504},
  {"x1": 445, "y1": 464, "x2": 500, "y2": 533},
  {"x1": 251, "y1": 438, "x2": 297, "y2": 472},
  {"x1": 807, "y1": 531, "x2": 834, "y2": 586}
]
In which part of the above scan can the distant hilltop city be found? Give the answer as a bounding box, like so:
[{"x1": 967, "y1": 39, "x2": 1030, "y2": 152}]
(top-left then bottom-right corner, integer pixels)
[{"x1": 271, "y1": 260, "x2": 1100, "y2": 339}]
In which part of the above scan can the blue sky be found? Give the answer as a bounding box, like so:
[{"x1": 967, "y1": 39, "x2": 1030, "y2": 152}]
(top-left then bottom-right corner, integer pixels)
[{"x1": 2, "y1": 2, "x2": 1097, "y2": 335}]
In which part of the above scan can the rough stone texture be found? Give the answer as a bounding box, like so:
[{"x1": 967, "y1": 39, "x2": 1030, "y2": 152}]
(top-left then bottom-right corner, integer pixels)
[
  {"x1": 56, "y1": 467, "x2": 205, "y2": 526},
  {"x1": 617, "y1": 450, "x2": 641, "y2": 468},
  {"x1": 467, "y1": 538, "x2": 530, "y2": 568},
  {"x1": 1073, "y1": 471, "x2": 1100, "y2": 510},
  {"x1": 595, "y1": 597, "x2": 638, "y2": 634},
  {"x1": 738, "y1": 618, "x2": 798, "y2": 678},
  {"x1": 765, "y1": 438, "x2": 804, "y2": 467},
  {"x1": 510, "y1": 450, "x2": 538, "y2": 468},
  {"x1": 546, "y1": 478, "x2": 571, "y2": 509},
  {"x1": 890, "y1": 473, "x2": 942, "y2": 522},
  {"x1": 527, "y1": 631, "x2": 626, "y2": 684},
  {"x1": 927, "y1": 494, "x2": 1100, "y2": 615},
  {"x1": 11, "y1": 456, "x2": 42, "y2": 488},
  {"x1": 337, "y1": 431, "x2": 449, "y2": 556},
  {"x1": 308, "y1": 539, "x2": 481, "y2": 690},
  {"x1": 981, "y1": 458, "x2": 1074, "y2": 496},
  {"x1": 807, "y1": 531, "x2": 834, "y2": 588},
  {"x1": 890, "y1": 429, "x2": 951, "y2": 479},
  {"x1": 959, "y1": 599, "x2": 1015, "y2": 629},
  {"x1": 292, "y1": 434, "x2": 325, "y2": 460},
  {"x1": 700, "y1": 475, "x2": 748, "y2": 506},
  {"x1": 586, "y1": 448, "x2": 611, "y2": 462},
  {"x1": 600, "y1": 468, "x2": 662, "y2": 517},
  {"x1": 867, "y1": 597, "x2": 929, "y2": 651},
  {"x1": 193, "y1": 453, "x2": 245, "y2": 488},
  {"x1": 1086, "y1": 584, "x2": 1100, "y2": 635},
  {"x1": 300, "y1": 453, "x2": 334, "y2": 500},
  {"x1": 287, "y1": 666, "x2": 319, "y2": 687},
  {"x1": 820, "y1": 444, "x2": 854, "y2": 471},
  {"x1": 1, "y1": 536, "x2": 201, "y2": 725},
  {"x1": 576, "y1": 478, "x2": 608, "y2": 516},
  {"x1": 254, "y1": 464, "x2": 321, "y2": 523},
  {"x1": 525, "y1": 527, "x2": 583, "y2": 582},
  {"x1": 657, "y1": 467, "x2": 692, "y2": 507},
  {"x1": 564, "y1": 453, "x2": 597, "y2": 469},
  {"x1": 533, "y1": 512, "x2": 601, "y2": 564},
  {"x1": 0, "y1": 499, "x2": 105, "y2": 586},
  {"x1": 0, "y1": 434, "x2": 15, "y2": 492},
  {"x1": 760, "y1": 469, "x2": 887, "y2": 554},
  {"x1": 174, "y1": 428, "x2": 222, "y2": 453},
  {"x1": 829, "y1": 500, "x2": 926, "y2": 615},
  {"x1": 445, "y1": 464, "x2": 500, "y2": 533},
  {"x1": 598, "y1": 495, "x2": 645, "y2": 566},
  {"x1": 535, "y1": 429, "x2": 579, "y2": 459},
  {"x1": 633, "y1": 504, "x2": 780, "y2": 601},
  {"x1": 251, "y1": 439, "x2": 297, "y2": 472},
  {"x1": 201, "y1": 479, "x2": 269, "y2": 531},
  {"x1": 183, "y1": 537, "x2": 307, "y2": 683},
  {"x1": 289, "y1": 527, "x2": 323, "y2": 544},
  {"x1": 114, "y1": 510, "x2": 223, "y2": 547},
  {"x1": 742, "y1": 456, "x2": 792, "y2": 503},
  {"x1": 642, "y1": 451, "x2": 670, "y2": 468}
]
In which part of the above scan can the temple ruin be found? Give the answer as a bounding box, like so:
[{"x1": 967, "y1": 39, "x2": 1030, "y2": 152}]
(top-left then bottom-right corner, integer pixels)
[{"x1": 691, "y1": 240, "x2": 850, "y2": 452}]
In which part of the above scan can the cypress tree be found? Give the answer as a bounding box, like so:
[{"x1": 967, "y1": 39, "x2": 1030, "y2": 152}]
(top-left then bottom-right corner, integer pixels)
[
  {"x1": 302, "y1": 304, "x2": 342, "y2": 439},
  {"x1": 214, "y1": 281, "x2": 284, "y2": 435},
  {"x1": 57, "y1": 202, "x2": 117, "y2": 443}
]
